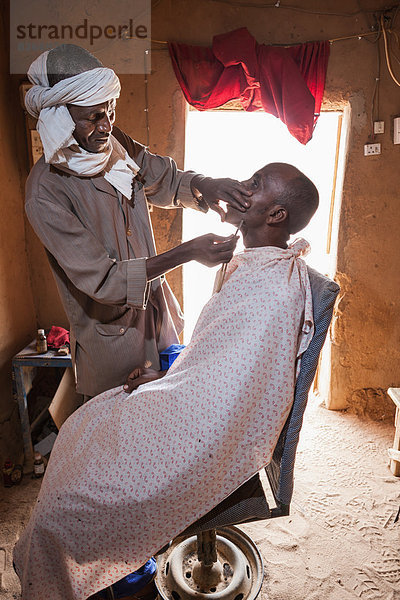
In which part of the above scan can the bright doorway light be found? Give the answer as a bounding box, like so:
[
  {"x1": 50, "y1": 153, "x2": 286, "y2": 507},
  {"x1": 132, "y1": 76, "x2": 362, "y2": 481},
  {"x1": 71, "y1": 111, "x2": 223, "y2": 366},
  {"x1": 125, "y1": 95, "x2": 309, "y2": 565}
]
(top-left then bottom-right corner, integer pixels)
[{"x1": 183, "y1": 110, "x2": 342, "y2": 343}]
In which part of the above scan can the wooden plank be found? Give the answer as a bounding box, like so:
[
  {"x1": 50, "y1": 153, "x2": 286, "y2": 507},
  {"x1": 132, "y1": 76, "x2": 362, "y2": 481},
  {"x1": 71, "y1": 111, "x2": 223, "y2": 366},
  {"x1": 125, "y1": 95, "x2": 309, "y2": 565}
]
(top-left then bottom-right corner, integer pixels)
[
  {"x1": 30, "y1": 405, "x2": 50, "y2": 433},
  {"x1": 14, "y1": 339, "x2": 72, "y2": 367},
  {"x1": 49, "y1": 368, "x2": 81, "y2": 430},
  {"x1": 388, "y1": 448, "x2": 400, "y2": 461},
  {"x1": 389, "y1": 460, "x2": 400, "y2": 477},
  {"x1": 388, "y1": 388, "x2": 400, "y2": 476},
  {"x1": 13, "y1": 363, "x2": 34, "y2": 468},
  {"x1": 388, "y1": 387, "x2": 400, "y2": 409}
]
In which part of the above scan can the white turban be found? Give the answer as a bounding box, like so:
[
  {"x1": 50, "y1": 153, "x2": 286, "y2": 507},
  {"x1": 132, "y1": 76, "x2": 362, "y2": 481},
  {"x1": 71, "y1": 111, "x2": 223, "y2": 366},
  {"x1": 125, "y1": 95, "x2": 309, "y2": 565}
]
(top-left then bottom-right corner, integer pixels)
[{"x1": 25, "y1": 51, "x2": 139, "y2": 199}]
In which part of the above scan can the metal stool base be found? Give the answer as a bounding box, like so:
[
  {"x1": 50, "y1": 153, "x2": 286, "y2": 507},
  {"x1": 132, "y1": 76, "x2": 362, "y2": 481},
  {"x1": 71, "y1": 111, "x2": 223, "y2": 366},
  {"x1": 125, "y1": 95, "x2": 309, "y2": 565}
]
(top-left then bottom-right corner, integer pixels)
[{"x1": 156, "y1": 526, "x2": 263, "y2": 600}]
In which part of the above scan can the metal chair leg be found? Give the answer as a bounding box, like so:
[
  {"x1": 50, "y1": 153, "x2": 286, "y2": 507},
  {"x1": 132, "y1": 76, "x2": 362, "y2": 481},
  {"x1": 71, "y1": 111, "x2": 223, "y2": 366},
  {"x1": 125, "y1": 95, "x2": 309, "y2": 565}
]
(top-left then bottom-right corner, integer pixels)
[{"x1": 105, "y1": 586, "x2": 115, "y2": 600}]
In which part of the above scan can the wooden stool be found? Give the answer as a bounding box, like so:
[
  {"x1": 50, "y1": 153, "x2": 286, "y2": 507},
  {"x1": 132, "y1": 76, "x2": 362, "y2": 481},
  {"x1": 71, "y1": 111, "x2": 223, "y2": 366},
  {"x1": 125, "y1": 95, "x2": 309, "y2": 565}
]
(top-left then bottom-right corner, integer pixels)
[{"x1": 388, "y1": 387, "x2": 400, "y2": 476}]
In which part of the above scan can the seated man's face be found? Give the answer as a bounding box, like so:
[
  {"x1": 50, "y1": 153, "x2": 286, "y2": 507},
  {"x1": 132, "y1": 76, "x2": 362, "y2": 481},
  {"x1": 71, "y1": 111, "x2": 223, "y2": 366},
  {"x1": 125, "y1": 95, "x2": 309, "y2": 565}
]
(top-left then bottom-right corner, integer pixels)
[
  {"x1": 225, "y1": 165, "x2": 283, "y2": 228},
  {"x1": 225, "y1": 163, "x2": 299, "y2": 229}
]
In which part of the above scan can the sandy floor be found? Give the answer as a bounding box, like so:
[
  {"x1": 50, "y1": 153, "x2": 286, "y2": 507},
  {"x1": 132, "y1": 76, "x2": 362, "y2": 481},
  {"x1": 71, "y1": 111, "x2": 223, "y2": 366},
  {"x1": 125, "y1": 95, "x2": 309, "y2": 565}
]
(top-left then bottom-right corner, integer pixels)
[{"x1": 1, "y1": 397, "x2": 399, "y2": 600}]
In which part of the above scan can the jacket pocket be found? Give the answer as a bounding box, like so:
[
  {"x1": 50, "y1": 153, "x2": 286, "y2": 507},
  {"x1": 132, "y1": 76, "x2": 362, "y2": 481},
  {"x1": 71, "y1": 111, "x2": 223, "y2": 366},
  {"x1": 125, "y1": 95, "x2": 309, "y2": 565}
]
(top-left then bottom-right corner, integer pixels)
[{"x1": 95, "y1": 307, "x2": 136, "y2": 336}]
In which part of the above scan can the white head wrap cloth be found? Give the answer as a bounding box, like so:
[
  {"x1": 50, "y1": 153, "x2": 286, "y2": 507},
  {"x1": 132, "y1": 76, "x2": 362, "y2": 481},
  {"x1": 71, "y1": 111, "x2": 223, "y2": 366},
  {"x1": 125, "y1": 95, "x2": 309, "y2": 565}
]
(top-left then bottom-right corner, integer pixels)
[{"x1": 25, "y1": 51, "x2": 139, "y2": 198}]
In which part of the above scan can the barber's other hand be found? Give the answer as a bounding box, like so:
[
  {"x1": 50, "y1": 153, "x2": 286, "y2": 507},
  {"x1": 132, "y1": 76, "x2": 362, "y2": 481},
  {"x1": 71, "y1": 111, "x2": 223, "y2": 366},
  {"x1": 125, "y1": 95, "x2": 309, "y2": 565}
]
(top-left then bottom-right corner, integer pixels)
[
  {"x1": 191, "y1": 175, "x2": 251, "y2": 221},
  {"x1": 186, "y1": 233, "x2": 238, "y2": 267},
  {"x1": 123, "y1": 367, "x2": 166, "y2": 393}
]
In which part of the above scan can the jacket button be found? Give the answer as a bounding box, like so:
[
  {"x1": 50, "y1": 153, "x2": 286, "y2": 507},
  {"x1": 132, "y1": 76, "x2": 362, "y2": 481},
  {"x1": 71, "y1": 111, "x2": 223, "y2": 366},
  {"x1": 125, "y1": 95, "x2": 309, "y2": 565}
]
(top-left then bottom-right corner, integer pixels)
[
  {"x1": 126, "y1": 229, "x2": 132, "y2": 236},
  {"x1": 119, "y1": 327, "x2": 125, "y2": 334}
]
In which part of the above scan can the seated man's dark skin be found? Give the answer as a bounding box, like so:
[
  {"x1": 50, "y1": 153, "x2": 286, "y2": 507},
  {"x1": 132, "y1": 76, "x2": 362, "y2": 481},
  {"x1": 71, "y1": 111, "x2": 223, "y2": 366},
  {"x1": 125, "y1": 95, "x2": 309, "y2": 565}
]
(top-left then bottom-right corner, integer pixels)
[{"x1": 124, "y1": 162, "x2": 318, "y2": 392}]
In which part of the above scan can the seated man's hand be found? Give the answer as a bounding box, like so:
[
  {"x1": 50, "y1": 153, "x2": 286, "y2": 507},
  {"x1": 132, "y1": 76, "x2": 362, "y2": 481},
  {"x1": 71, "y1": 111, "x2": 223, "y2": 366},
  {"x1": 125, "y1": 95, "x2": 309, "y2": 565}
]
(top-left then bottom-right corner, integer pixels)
[
  {"x1": 187, "y1": 233, "x2": 239, "y2": 267},
  {"x1": 191, "y1": 175, "x2": 251, "y2": 221},
  {"x1": 123, "y1": 367, "x2": 166, "y2": 393}
]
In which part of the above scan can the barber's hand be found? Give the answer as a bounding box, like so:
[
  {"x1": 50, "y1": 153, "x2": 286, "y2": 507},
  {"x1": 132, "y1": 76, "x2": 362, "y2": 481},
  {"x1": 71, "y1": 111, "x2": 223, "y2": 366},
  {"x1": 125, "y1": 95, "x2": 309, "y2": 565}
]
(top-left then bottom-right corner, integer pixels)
[
  {"x1": 123, "y1": 367, "x2": 166, "y2": 393},
  {"x1": 191, "y1": 175, "x2": 251, "y2": 221},
  {"x1": 186, "y1": 233, "x2": 239, "y2": 267}
]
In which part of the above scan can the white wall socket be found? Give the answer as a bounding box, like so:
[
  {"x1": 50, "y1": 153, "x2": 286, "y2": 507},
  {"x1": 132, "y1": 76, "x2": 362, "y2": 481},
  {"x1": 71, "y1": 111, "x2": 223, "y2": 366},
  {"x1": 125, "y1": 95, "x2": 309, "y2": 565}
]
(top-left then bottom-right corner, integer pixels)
[
  {"x1": 373, "y1": 120, "x2": 384, "y2": 134},
  {"x1": 364, "y1": 143, "x2": 381, "y2": 155},
  {"x1": 394, "y1": 117, "x2": 400, "y2": 144}
]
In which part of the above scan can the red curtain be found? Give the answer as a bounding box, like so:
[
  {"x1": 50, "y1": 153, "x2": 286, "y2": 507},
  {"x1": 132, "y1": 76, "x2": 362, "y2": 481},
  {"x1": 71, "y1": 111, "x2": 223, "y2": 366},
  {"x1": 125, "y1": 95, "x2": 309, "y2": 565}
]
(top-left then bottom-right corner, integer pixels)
[{"x1": 168, "y1": 28, "x2": 330, "y2": 145}]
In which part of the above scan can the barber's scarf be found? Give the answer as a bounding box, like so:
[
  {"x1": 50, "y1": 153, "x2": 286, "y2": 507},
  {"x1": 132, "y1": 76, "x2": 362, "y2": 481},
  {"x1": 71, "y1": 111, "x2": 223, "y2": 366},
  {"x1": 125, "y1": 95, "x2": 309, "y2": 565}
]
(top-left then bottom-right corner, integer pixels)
[{"x1": 25, "y1": 51, "x2": 139, "y2": 198}]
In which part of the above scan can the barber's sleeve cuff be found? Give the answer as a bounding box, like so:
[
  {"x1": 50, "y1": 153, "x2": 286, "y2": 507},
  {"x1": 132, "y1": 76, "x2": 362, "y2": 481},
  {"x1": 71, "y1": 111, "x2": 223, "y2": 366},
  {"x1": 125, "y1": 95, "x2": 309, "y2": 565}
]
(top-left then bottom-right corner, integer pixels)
[
  {"x1": 176, "y1": 172, "x2": 209, "y2": 212},
  {"x1": 126, "y1": 257, "x2": 149, "y2": 308}
]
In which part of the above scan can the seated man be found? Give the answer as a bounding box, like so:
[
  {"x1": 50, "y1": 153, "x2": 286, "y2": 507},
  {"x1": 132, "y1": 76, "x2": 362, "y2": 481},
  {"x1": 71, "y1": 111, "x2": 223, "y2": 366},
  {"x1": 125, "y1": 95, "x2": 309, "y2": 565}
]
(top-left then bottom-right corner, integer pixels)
[{"x1": 14, "y1": 163, "x2": 319, "y2": 600}]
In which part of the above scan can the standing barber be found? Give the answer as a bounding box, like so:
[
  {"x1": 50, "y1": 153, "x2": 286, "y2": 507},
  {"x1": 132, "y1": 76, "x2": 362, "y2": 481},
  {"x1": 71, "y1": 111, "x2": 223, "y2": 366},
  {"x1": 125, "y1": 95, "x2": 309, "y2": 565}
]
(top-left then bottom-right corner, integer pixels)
[{"x1": 24, "y1": 44, "x2": 251, "y2": 398}]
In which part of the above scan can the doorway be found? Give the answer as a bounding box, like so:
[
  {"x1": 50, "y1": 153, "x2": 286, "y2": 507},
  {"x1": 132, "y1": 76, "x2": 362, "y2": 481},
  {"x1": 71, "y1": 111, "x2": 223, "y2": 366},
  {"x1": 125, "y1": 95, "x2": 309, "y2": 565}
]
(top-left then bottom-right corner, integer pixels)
[{"x1": 183, "y1": 109, "x2": 344, "y2": 344}]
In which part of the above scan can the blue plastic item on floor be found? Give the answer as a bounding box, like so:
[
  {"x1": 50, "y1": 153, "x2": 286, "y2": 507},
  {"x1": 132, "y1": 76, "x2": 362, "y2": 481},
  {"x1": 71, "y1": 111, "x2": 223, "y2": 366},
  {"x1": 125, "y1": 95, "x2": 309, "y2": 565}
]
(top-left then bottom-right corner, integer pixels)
[
  {"x1": 97, "y1": 557, "x2": 157, "y2": 599},
  {"x1": 159, "y1": 344, "x2": 186, "y2": 371}
]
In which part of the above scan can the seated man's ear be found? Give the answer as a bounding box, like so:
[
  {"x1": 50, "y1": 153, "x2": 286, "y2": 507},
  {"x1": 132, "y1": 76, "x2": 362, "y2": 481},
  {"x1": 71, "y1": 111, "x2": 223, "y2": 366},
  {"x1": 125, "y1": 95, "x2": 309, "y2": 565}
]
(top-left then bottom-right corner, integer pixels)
[{"x1": 266, "y1": 205, "x2": 288, "y2": 224}]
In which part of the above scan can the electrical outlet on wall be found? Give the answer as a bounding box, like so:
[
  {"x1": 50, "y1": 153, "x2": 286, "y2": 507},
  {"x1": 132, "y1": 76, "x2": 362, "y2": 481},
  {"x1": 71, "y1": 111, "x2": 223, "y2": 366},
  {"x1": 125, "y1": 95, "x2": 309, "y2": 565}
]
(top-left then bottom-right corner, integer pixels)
[
  {"x1": 364, "y1": 143, "x2": 381, "y2": 156},
  {"x1": 393, "y1": 117, "x2": 400, "y2": 144},
  {"x1": 373, "y1": 121, "x2": 384, "y2": 134}
]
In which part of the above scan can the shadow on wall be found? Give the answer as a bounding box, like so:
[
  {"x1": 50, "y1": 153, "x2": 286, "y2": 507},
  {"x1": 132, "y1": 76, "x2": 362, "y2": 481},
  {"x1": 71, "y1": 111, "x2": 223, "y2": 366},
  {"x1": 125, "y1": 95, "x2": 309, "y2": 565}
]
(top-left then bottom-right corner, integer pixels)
[{"x1": 0, "y1": 4, "x2": 36, "y2": 465}]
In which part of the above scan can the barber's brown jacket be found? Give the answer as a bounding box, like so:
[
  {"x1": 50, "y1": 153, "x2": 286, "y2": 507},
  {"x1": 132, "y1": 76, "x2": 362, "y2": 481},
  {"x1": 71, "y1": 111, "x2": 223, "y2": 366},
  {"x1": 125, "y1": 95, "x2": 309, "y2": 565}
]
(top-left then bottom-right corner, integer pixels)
[{"x1": 25, "y1": 127, "x2": 203, "y2": 397}]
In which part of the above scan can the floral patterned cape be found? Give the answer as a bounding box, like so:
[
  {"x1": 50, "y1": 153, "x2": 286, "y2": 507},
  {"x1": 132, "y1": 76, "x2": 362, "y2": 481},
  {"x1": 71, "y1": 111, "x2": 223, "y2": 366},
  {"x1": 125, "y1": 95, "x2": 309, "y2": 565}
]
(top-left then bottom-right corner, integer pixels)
[{"x1": 14, "y1": 239, "x2": 313, "y2": 600}]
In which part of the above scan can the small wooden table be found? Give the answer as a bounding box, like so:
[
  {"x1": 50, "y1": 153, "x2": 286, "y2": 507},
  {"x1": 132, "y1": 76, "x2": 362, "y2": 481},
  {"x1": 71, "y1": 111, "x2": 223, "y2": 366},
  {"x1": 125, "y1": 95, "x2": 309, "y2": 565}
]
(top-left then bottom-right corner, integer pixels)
[
  {"x1": 387, "y1": 387, "x2": 400, "y2": 476},
  {"x1": 12, "y1": 340, "x2": 72, "y2": 468}
]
